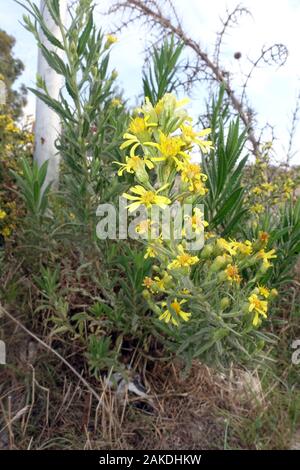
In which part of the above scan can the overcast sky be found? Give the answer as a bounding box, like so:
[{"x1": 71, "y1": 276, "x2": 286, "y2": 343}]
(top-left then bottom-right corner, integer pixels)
[{"x1": 1, "y1": 0, "x2": 300, "y2": 164}]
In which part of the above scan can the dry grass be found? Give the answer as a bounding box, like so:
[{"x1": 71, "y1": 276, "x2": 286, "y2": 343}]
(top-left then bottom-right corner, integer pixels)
[
  {"x1": 1, "y1": 265, "x2": 299, "y2": 450},
  {"x1": 1, "y1": 337, "x2": 293, "y2": 450}
]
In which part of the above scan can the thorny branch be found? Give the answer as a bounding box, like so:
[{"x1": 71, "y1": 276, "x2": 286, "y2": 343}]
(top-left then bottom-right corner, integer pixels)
[{"x1": 107, "y1": 0, "x2": 289, "y2": 156}]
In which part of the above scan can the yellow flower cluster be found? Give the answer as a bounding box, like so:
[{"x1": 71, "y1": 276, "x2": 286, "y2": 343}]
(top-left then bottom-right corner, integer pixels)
[
  {"x1": 0, "y1": 114, "x2": 33, "y2": 240},
  {"x1": 246, "y1": 143, "x2": 297, "y2": 214},
  {"x1": 117, "y1": 94, "x2": 278, "y2": 328}
]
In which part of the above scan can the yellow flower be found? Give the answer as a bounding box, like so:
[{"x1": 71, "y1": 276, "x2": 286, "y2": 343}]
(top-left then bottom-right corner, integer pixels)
[
  {"x1": 148, "y1": 132, "x2": 188, "y2": 165},
  {"x1": 135, "y1": 219, "x2": 153, "y2": 235},
  {"x1": 5, "y1": 122, "x2": 18, "y2": 133},
  {"x1": 144, "y1": 246, "x2": 156, "y2": 259},
  {"x1": 144, "y1": 238, "x2": 163, "y2": 259},
  {"x1": 1, "y1": 226, "x2": 11, "y2": 238},
  {"x1": 217, "y1": 238, "x2": 237, "y2": 256},
  {"x1": 114, "y1": 155, "x2": 154, "y2": 176},
  {"x1": 153, "y1": 272, "x2": 172, "y2": 291},
  {"x1": 257, "y1": 248, "x2": 277, "y2": 269},
  {"x1": 159, "y1": 299, "x2": 191, "y2": 326},
  {"x1": 111, "y1": 98, "x2": 122, "y2": 107},
  {"x1": 192, "y1": 179, "x2": 208, "y2": 196},
  {"x1": 258, "y1": 231, "x2": 269, "y2": 244},
  {"x1": 123, "y1": 185, "x2": 171, "y2": 212},
  {"x1": 168, "y1": 244, "x2": 199, "y2": 270},
  {"x1": 225, "y1": 264, "x2": 241, "y2": 283},
  {"x1": 230, "y1": 240, "x2": 252, "y2": 256},
  {"x1": 106, "y1": 34, "x2": 118, "y2": 46},
  {"x1": 0, "y1": 209, "x2": 7, "y2": 220},
  {"x1": 183, "y1": 207, "x2": 208, "y2": 236},
  {"x1": 128, "y1": 116, "x2": 149, "y2": 135},
  {"x1": 180, "y1": 124, "x2": 213, "y2": 153},
  {"x1": 251, "y1": 203, "x2": 264, "y2": 214},
  {"x1": 251, "y1": 186, "x2": 263, "y2": 195},
  {"x1": 248, "y1": 293, "x2": 268, "y2": 326},
  {"x1": 261, "y1": 182, "x2": 276, "y2": 192},
  {"x1": 258, "y1": 285, "x2": 270, "y2": 298},
  {"x1": 178, "y1": 161, "x2": 208, "y2": 195},
  {"x1": 143, "y1": 277, "x2": 154, "y2": 289},
  {"x1": 120, "y1": 116, "x2": 157, "y2": 156}
]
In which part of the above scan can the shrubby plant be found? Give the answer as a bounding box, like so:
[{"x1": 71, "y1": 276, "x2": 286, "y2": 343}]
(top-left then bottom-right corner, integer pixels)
[
  {"x1": 3, "y1": 0, "x2": 299, "y2": 375},
  {"x1": 116, "y1": 93, "x2": 279, "y2": 367}
]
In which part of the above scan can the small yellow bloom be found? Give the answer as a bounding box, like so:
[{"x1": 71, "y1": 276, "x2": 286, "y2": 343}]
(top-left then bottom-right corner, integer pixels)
[
  {"x1": 258, "y1": 231, "x2": 269, "y2": 244},
  {"x1": 120, "y1": 116, "x2": 157, "y2": 157},
  {"x1": 135, "y1": 219, "x2": 153, "y2": 235},
  {"x1": 251, "y1": 203, "x2": 264, "y2": 214},
  {"x1": 225, "y1": 264, "x2": 241, "y2": 284},
  {"x1": 183, "y1": 207, "x2": 208, "y2": 236},
  {"x1": 128, "y1": 116, "x2": 149, "y2": 135},
  {"x1": 258, "y1": 285, "x2": 270, "y2": 298},
  {"x1": 147, "y1": 132, "x2": 189, "y2": 165},
  {"x1": 179, "y1": 161, "x2": 208, "y2": 195},
  {"x1": 1, "y1": 226, "x2": 11, "y2": 238},
  {"x1": 106, "y1": 34, "x2": 118, "y2": 46},
  {"x1": 217, "y1": 238, "x2": 237, "y2": 256},
  {"x1": 159, "y1": 299, "x2": 191, "y2": 326},
  {"x1": 261, "y1": 182, "x2": 275, "y2": 192},
  {"x1": 251, "y1": 186, "x2": 263, "y2": 195},
  {"x1": 168, "y1": 244, "x2": 199, "y2": 270},
  {"x1": 114, "y1": 155, "x2": 154, "y2": 176},
  {"x1": 144, "y1": 246, "x2": 156, "y2": 259},
  {"x1": 144, "y1": 238, "x2": 163, "y2": 259},
  {"x1": 123, "y1": 185, "x2": 171, "y2": 212},
  {"x1": 233, "y1": 240, "x2": 253, "y2": 256},
  {"x1": 153, "y1": 272, "x2": 172, "y2": 291},
  {"x1": 111, "y1": 98, "x2": 122, "y2": 107},
  {"x1": 143, "y1": 277, "x2": 154, "y2": 289},
  {"x1": 0, "y1": 210, "x2": 7, "y2": 220},
  {"x1": 248, "y1": 293, "x2": 268, "y2": 326},
  {"x1": 257, "y1": 248, "x2": 277, "y2": 269},
  {"x1": 180, "y1": 124, "x2": 213, "y2": 153}
]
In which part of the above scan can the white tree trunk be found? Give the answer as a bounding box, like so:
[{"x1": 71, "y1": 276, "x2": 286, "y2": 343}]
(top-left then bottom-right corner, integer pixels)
[{"x1": 34, "y1": 0, "x2": 67, "y2": 187}]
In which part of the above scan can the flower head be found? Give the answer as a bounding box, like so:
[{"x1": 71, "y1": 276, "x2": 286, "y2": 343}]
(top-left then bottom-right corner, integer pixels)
[
  {"x1": 0, "y1": 209, "x2": 7, "y2": 220},
  {"x1": 180, "y1": 124, "x2": 213, "y2": 153},
  {"x1": 248, "y1": 293, "x2": 268, "y2": 326},
  {"x1": 105, "y1": 34, "x2": 118, "y2": 47},
  {"x1": 114, "y1": 155, "x2": 154, "y2": 177},
  {"x1": 225, "y1": 264, "x2": 241, "y2": 284},
  {"x1": 148, "y1": 132, "x2": 188, "y2": 166},
  {"x1": 168, "y1": 244, "x2": 199, "y2": 270},
  {"x1": 257, "y1": 248, "x2": 277, "y2": 269},
  {"x1": 123, "y1": 185, "x2": 171, "y2": 212},
  {"x1": 159, "y1": 299, "x2": 191, "y2": 326}
]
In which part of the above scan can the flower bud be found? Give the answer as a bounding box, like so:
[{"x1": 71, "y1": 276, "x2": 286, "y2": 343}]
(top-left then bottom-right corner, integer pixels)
[
  {"x1": 210, "y1": 255, "x2": 231, "y2": 272},
  {"x1": 200, "y1": 244, "x2": 213, "y2": 259},
  {"x1": 220, "y1": 297, "x2": 230, "y2": 310}
]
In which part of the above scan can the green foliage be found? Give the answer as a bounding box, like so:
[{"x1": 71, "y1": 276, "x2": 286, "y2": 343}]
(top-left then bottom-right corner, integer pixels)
[
  {"x1": 243, "y1": 197, "x2": 300, "y2": 286},
  {"x1": 11, "y1": 159, "x2": 51, "y2": 219},
  {"x1": 3, "y1": 0, "x2": 299, "y2": 383},
  {"x1": 20, "y1": 0, "x2": 128, "y2": 231},
  {"x1": 143, "y1": 36, "x2": 184, "y2": 104},
  {"x1": 86, "y1": 335, "x2": 120, "y2": 378},
  {"x1": 203, "y1": 86, "x2": 249, "y2": 235},
  {"x1": 0, "y1": 29, "x2": 27, "y2": 118}
]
